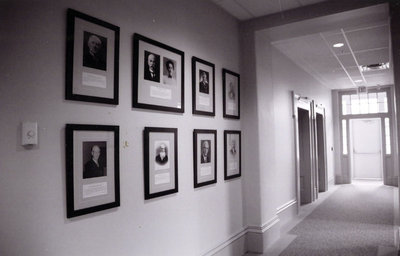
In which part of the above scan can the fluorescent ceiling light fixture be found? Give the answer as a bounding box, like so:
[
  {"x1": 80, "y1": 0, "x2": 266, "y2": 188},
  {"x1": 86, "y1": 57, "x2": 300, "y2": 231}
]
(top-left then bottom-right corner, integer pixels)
[
  {"x1": 359, "y1": 62, "x2": 390, "y2": 72},
  {"x1": 333, "y1": 43, "x2": 344, "y2": 48},
  {"x1": 354, "y1": 79, "x2": 363, "y2": 83}
]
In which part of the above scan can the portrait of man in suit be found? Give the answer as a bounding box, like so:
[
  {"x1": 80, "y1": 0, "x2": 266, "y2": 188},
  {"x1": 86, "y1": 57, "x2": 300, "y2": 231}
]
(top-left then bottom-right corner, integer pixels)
[
  {"x1": 144, "y1": 51, "x2": 160, "y2": 82},
  {"x1": 83, "y1": 143, "x2": 107, "y2": 179},
  {"x1": 200, "y1": 140, "x2": 211, "y2": 164},
  {"x1": 199, "y1": 70, "x2": 209, "y2": 94},
  {"x1": 83, "y1": 32, "x2": 107, "y2": 71}
]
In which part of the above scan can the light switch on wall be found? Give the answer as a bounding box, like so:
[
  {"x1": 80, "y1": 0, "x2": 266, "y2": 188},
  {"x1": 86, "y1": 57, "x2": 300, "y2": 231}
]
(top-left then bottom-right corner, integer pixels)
[{"x1": 22, "y1": 121, "x2": 38, "y2": 145}]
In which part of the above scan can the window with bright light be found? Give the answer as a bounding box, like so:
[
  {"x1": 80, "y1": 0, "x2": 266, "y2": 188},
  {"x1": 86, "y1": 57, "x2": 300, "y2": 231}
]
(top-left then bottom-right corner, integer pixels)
[
  {"x1": 378, "y1": 92, "x2": 388, "y2": 113},
  {"x1": 368, "y1": 93, "x2": 378, "y2": 113},
  {"x1": 350, "y1": 94, "x2": 360, "y2": 115},
  {"x1": 341, "y1": 91, "x2": 388, "y2": 115},
  {"x1": 385, "y1": 118, "x2": 391, "y2": 155},
  {"x1": 342, "y1": 120, "x2": 348, "y2": 155},
  {"x1": 342, "y1": 94, "x2": 350, "y2": 115}
]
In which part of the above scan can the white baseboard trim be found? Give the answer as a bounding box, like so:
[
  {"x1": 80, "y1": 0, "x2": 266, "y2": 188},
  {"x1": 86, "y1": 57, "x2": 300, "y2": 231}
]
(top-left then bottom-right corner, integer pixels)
[
  {"x1": 204, "y1": 215, "x2": 281, "y2": 255},
  {"x1": 247, "y1": 215, "x2": 280, "y2": 234},
  {"x1": 276, "y1": 199, "x2": 297, "y2": 215},
  {"x1": 247, "y1": 215, "x2": 281, "y2": 253},
  {"x1": 202, "y1": 228, "x2": 247, "y2": 256},
  {"x1": 204, "y1": 200, "x2": 302, "y2": 255},
  {"x1": 276, "y1": 199, "x2": 298, "y2": 231}
]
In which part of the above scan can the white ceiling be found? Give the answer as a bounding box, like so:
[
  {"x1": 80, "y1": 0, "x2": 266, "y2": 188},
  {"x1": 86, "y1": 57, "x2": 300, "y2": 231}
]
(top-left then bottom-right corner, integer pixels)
[
  {"x1": 211, "y1": 0, "x2": 329, "y2": 21},
  {"x1": 211, "y1": 1, "x2": 393, "y2": 89},
  {"x1": 272, "y1": 19, "x2": 392, "y2": 89}
]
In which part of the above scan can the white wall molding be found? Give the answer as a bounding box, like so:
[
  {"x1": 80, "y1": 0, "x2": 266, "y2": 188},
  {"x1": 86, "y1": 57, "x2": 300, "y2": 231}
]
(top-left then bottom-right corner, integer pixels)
[
  {"x1": 276, "y1": 199, "x2": 297, "y2": 215},
  {"x1": 247, "y1": 215, "x2": 280, "y2": 234},
  {"x1": 205, "y1": 215, "x2": 281, "y2": 255},
  {"x1": 246, "y1": 215, "x2": 281, "y2": 253},
  {"x1": 202, "y1": 228, "x2": 247, "y2": 256},
  {"x1": 276, "y1": 199, "x2": 298, "y2": 233}
]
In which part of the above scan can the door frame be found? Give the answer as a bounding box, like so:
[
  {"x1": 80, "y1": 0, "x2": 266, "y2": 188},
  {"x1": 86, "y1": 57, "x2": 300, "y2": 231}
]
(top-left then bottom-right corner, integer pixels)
[
  {"x1": 293, "y1": 92, "x2": 315, "y2": 212},
  {"x1": 314, "y1": 104, "x2": 328, "y2": 192}
]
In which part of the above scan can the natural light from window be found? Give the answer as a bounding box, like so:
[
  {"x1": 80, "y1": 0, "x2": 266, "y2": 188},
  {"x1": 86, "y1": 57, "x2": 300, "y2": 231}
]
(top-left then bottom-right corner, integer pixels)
[
  {"x1": 385, "y1": 118, "x2": 391, "y2": 155},
  {"x1": 342, "y1": 92, "x2": 387, "y2": 115},
  {"x1": 342, "y1": 119, "x2": 347, "y2": 155}
]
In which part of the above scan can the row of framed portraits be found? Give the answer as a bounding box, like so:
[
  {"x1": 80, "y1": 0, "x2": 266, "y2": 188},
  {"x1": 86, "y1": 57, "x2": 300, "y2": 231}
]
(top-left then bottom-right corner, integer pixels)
[
  {"x1": 66, "y1": 8, "x2": 240, "y2": 119},
  {"x1": 66, "y1": 124, "x2": 242, "y2": 218}
]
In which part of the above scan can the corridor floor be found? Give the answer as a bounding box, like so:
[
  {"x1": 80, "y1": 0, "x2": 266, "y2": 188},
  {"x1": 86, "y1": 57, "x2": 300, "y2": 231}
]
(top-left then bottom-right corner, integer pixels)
[{"x1": 246, "y1": 181, "x2": 398, "y2": 256}]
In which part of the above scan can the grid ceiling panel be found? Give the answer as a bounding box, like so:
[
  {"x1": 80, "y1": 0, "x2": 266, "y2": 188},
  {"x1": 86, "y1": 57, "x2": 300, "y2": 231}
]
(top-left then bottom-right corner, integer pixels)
[
  {"x1": 355, "y1": 49, "x2": 389, "y2": 66},
  {"x1": 337, "y1": 54, "x2": 358, "y2": 69},
  {"x1": 236, "y1": 0, "x2": 280, "y2": 17},
  {"x1": 346, "y1": 25, "x2": 389, "y2": 52}
]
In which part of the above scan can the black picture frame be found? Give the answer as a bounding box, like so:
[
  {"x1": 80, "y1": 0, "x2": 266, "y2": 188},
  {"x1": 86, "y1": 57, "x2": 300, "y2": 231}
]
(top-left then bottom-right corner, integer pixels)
[
  {"x1": 193, "y1": 129, "x2": 217, "y2": 188},
  {"x1": 143, "y1": 127, "x2": 178, "y2": 199},
  {"x1": 66, "y1": 9, "x2": 119, "y2": 105},
  {"x1": 133, "y1": 33, "x2": 185, "y2": 113},
  {"x1": 224, "y1": 130, "x2": 241, "y2": 180},
  {"x1": 222, "y1": 69, "x2": 240, "y2": 119},
  {"x1": 192, "y1": 57, "x2": 215, "y2": 116},
  {"x1": 66, "y1": 124, "x2": 120, "y2": 218}
]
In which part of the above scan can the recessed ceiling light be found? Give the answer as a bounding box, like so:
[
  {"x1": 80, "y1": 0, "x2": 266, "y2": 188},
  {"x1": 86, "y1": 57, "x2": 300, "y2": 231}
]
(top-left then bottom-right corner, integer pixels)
[{"x1": 333, "y1": 43, "x2": 344, "y2": 48}]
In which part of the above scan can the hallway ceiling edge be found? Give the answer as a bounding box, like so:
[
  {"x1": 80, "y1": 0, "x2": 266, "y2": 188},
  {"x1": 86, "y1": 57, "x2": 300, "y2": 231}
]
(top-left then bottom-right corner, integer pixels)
[{"x1": 209, "y1": 0, "x2": 393, "y2": 90}]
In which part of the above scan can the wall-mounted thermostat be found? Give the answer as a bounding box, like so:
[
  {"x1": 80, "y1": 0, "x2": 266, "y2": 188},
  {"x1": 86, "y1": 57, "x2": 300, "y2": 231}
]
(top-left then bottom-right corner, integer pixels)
[{"x1": 22, "y1": 121, "x2": 38, "y2": 146}]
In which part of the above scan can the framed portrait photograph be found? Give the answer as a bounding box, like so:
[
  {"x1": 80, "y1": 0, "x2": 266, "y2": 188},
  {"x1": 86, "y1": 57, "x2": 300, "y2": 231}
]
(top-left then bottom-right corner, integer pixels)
[
  {"x1": 192, "y1": 57, "x2": 215, "y2": 116},
  {"x1": 65, "y1": 124, "x2": 120, "y2": 218},
  {"x1": 193, "y1": 129, "x2": 217, "y2": 188},
  {"x1": 224, "y1": 130, "x2": 241, "y2": 180},
  {"x1": 133, "y1": 33, "x2": 184, "y2": 113},
  {"x1": 66, "y1": 9, "x2": 119, "y2": 105},
  {"x1": 222, "y1": 69, "x2": 240, "y2": 119},
  {"x1": 143, "y1": 127, "x2": 178, "y2": 199}
]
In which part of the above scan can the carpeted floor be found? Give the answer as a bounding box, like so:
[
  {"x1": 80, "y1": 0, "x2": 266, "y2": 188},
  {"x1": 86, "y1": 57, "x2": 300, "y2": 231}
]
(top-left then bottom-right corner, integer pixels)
[{"x1": 279, "y1": 182, "x2": 395, "y2": 256}]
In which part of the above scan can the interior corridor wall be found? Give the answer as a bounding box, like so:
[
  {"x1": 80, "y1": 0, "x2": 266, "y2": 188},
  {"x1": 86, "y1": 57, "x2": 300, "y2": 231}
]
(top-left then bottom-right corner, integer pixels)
[
  {"x1": 240, "y1": 0, "x2": 384, "y2": 253},
  {"x1": 271, "y1": 46, "x2": 335, "y2": 210},
  {"x1": 0, "y1": 0, "x2": 244, "y2": 255},
  {"x1": 241, "y1": 28, "x2": 334, "y2": 246}
]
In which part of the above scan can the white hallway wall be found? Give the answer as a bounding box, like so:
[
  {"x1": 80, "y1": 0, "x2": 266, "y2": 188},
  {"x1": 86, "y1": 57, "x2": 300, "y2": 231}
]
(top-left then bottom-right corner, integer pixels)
[
  {"x1": 271, "y1": 45, "x2": 335, "y2": 207},
  {"x1": 241, "y1": 23, "x2": 334, "y2": 251},
  {"x1": 0, "y1": 0, "x2": 244, "y2": 255}
]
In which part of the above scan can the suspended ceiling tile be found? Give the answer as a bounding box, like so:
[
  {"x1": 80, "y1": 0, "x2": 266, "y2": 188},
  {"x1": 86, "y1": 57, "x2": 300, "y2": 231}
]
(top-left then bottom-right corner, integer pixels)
[
  {"x1": 363, "y1": 69, "x2": 391, "y2": 77},
  {"x1": 345, "y1": 66, "x2": 362, "y2": 77},
  {"x1": 345, "y1": 25, "x2": 389, "y2": 52},
  {"x1": 273, "y1": 34, "x2": 347, "y2": 89},
  {"x1": 355, "y1": 48, "x2": 389, "y2": 66},
  {"x1": 343, "y1": 19, "x2": 388, "y2": 34},
  {"x1": 280, "y1": 0, "x2": 303, "y2": 11},
  {"x1": 211, "y1": 0, "x2": 254, "y2": 20},
  {"x1": 337, "y1": 54, "x2": 358, "y2": 68},
  {"x1": 335, "y1": 77, "x2": 356, "y2": 89},
  {"x1": 364, "y1": 73, "x2": 393, "y2": 86},
  {"x1": 321, "y1": 29, "x2": 342, "y2": 37},
  {"x1": 235, "y1": 0, "x2": 280, "y2": 17},
  {"x1": 323, "y1": 33, "x2": 351, "y2": 55},
  {"x1": 330, "y1": 68, "x2": 350, "y2": 79},
  {"x1": 210, "y1": 0, "x2": 328, "y2": 20}
]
